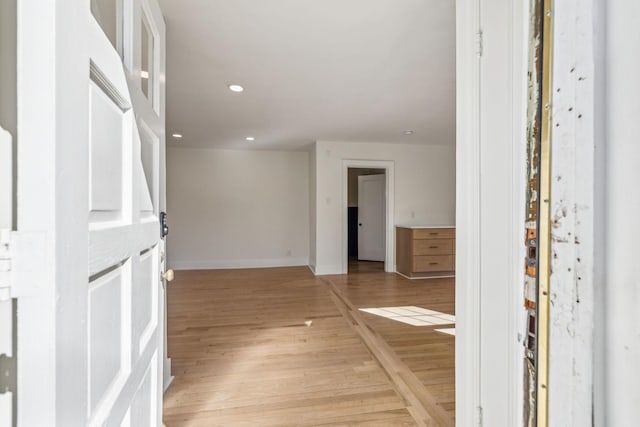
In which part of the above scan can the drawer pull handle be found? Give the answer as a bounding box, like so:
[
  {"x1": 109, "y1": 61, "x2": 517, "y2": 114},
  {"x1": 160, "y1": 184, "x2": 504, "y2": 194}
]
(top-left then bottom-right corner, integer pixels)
[
  {"x1": 429, "y1": 232, "x2": 438, "y2": 235},
  {"x1": 429, "y1": 246, "x2": 438, "y2": 249},
  {"x1": 429, "y1": 262, "x2": 439, "y2": 265}
]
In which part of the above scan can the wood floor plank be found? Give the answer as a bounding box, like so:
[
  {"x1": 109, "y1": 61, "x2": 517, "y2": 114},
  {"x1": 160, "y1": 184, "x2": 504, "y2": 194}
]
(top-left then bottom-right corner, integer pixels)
[
  {"x1": 328, "y1": 267, "x2": 456, "y2": 422},
  {"x1": 163, "y1": 266, "x2": 454, "y2": 426},
  {"x1": 322, "y1": 277, "x2": 453, "y2": 427}
]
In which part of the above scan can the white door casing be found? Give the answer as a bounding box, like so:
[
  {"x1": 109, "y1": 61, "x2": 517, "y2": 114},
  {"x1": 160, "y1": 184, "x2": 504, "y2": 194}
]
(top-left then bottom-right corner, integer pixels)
[
  {"x1": 341, "y1": 160, "x2": 395, "y2": 274},
  {"x1": 0, "y1": 126, "x2": 13, "y2": 427},
  {"x1": 456, "y1": 0, "x2": 527, "y2": 425},
  {"x1": 16, "y1": 0, "x2": 166, "y2": 425},
  {"x1": 0, "y1": 0, "x2": 16, "y2": 422},
  {"x1": 357, "y1": 174, "x2": 386, "y2": 262}
]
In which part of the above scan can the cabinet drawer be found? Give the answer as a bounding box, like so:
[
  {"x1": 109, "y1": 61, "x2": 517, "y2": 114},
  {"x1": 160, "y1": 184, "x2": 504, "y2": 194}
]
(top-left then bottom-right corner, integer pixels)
[
  {"x1": 413, "y1": 238, "x2": 453, "y2": 255},
  {"x1": 413, "y1": 228, "x2": 455, "y2": 239},
  {"x1": 413, "y1": 255, "x2": 454, "y2": 272}
]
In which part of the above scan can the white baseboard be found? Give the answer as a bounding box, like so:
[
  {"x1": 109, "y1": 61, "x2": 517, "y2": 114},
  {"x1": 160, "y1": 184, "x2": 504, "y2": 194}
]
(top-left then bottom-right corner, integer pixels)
[
  {"x1": 163, "y1": 356, "x2": 174, "y2": 393},
  {"x1": 312, "y1": 264, "x2": 344, "y2": 275},
  {"x1": 163, "y1": 375, "x2": 174, "y2": 393},
  {"x1": 169, "y1": 257, "x2": 309, "y2": 270}
]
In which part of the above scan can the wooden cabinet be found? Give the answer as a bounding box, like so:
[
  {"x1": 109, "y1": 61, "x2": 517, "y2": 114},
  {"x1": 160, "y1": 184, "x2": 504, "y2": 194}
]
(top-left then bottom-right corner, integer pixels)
[{"x1": 396, "y1": 226, "x2": 456, "y2": 278}]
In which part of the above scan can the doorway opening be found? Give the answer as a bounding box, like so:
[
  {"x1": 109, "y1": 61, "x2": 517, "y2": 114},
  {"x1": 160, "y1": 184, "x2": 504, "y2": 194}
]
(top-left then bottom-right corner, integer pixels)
[
  {"x1": 347, "y1": 168, "x2": 386, "y2": 273},
  {"x1": 342, "y1": 160, "x2": 395, "y2": 275}
]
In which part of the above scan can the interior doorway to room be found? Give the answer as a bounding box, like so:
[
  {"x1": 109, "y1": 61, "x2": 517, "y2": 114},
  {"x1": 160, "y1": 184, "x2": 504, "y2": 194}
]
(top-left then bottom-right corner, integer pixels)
[{"x1": 347, "y1": 168, "x2": 386, "y2": 273}]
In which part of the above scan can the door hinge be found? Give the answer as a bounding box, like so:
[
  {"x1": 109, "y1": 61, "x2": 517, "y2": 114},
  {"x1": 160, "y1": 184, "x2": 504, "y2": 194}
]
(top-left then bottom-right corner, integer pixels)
[
  {"x1": 0, "y1": 229, "x2": 50, "y2": 300},
  {"x1": 476, "y1": 30, "x2": 483, "y2": 58},
  {"x1": 0, "y1": 353, "x2": 16, "y2": 394},
  {"x1": 476, "y1": 405, "x2": 483, "y2": 426}
]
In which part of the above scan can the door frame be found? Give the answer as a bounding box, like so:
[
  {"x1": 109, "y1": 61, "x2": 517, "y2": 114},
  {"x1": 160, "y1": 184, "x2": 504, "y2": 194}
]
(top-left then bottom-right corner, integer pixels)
[
  {"x1": 342, "y1": 160, "x2": 394, "y2": 274},
  {"x1": 456, "y1": 0, "x2": 527, "y2": 425}
]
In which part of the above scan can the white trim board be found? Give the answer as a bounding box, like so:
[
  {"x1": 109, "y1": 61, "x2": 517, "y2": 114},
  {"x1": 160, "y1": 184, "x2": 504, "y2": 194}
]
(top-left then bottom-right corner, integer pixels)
[
  {"x1": 455, "y1": 0, "x2": 482, "y2": 423},
  {"x1": 170, "y1": 258, "x2": 309, "y2": 271},
  {"x1": 342, "y1": 160, "x2": 395, "y2": 274},
  {"x1": 456, "y1": 0, "x2": 526, "y2": 425},
  {"x1": 312, "y1": 264, "x2": 344, "y2": 276}
]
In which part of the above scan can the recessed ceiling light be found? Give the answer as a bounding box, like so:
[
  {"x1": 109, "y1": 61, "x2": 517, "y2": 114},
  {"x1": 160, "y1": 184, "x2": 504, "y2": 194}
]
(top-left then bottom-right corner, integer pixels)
[
  {"x1": 403, "y1": 130, "x2": 414, "y2": 135},
  {"x1": 245, "y1": 136, "x2": 255, "y2": 141},
  {"x1": 228, "y1": 84, "x2": 244, "y2": 93},
  {"x1": 172, "y1": 133, "x2": 183, "y2": 139}
]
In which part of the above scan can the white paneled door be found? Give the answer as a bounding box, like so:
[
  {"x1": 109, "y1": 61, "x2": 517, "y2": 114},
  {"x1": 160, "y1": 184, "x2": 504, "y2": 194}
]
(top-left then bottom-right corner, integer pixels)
[
  {"x1": 357, "y1": 174, "x2": 386, "y2": 262},
  {"x1": 16, "y1": 0, "x2": 166, "y2": 425}
]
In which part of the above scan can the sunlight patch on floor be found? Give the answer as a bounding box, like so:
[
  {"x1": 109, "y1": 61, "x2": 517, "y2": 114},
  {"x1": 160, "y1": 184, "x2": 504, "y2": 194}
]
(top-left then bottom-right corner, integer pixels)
[
  {"x1": 359, "y1": 306, "x2": 455, "y2": 327},
  {"x1": 434, "y1": 328, "x2": 456, "y2": 336}
]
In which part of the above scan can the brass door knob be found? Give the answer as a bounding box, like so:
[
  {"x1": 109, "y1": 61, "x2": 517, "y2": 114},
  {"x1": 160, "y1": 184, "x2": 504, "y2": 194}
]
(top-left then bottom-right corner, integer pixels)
[{"x1": 162, "y1": 269, "x2": 174, "y2": 282}]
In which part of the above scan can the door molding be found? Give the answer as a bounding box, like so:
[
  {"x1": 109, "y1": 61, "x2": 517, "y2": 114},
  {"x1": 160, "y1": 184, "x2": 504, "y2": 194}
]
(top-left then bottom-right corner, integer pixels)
[
  {"x1": 456, "y1": 0, "x2": 527, "y2": 425},
  {"x1": 342, "y1": 160, "x2": 394, "y2": 274},
  {"x1": 455, "y1": 0, "x2": 482, "y2": 423}
]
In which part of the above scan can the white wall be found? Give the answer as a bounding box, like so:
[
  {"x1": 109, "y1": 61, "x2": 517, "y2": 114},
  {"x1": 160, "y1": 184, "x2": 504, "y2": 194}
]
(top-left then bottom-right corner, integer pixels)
[
  {"x1": 167, "y1": 147, "x2": 310, "y2": 269},
  {"x1": 313, "y1": 140, "x2": 455, "y2": 275},
  {"x1": 599, "y1": 1, "x2": 640, "y2": 423}
]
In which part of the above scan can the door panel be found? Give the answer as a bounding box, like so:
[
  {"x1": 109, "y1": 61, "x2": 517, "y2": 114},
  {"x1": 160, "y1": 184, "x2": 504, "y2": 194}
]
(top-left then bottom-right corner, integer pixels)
[
  {"x1": 134, "y1": 248, "x2": 158, "y2": 357},
  {"x1": 139, "y1": 122, "x2": 160, "y2": 214},
  {"x1": 87, "y1": 11, "x2": 163, "y2": 425},
  {"x1": 140, "y1": 11, "x2": 155, "y2": 105},
  {"x1": 88, "y1": 264, "x2": 131, "y2": 424},
  {"x1": 137, "y1": 155, "x2": 155, "y2": 215},
  {"x1": 357, "y1": 174, "x2": 386, "y2": 262},
  {"x1": 88, "y1": 82, "x2": 125, "y2": 216},
  {"x1": 129, "y1": 352, "x2": 158, "y2": 427}
]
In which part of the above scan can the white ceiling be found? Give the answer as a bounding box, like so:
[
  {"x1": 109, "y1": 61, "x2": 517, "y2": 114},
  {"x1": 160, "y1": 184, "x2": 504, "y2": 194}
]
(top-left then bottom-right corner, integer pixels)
[{"x1": 158, "y1": 0, "x2": 455, "y2": 150}]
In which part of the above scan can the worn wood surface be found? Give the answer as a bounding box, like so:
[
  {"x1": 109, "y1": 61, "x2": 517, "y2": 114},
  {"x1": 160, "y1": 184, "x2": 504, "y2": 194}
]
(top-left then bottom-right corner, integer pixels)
[{"x1": 163, "y1": 266, "x2": 454, "y2": 426}]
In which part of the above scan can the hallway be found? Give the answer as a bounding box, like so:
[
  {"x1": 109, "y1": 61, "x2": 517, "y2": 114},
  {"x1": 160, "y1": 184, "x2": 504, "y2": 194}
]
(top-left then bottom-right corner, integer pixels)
[{"x1": 163, "y1": 267, "x2": 454, "y2": 426}]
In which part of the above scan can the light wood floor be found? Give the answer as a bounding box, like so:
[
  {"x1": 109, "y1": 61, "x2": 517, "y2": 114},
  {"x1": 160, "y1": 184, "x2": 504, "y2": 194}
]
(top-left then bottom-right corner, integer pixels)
[{"x1": 163, "y1": 266, "x2": 455, "y2": 427}]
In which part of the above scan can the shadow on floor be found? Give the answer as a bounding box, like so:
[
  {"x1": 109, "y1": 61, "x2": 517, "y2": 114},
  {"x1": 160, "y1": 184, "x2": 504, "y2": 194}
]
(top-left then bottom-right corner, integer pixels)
[{"x1": 348, "y1": 257, "x2": 385, "y2": 274}]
